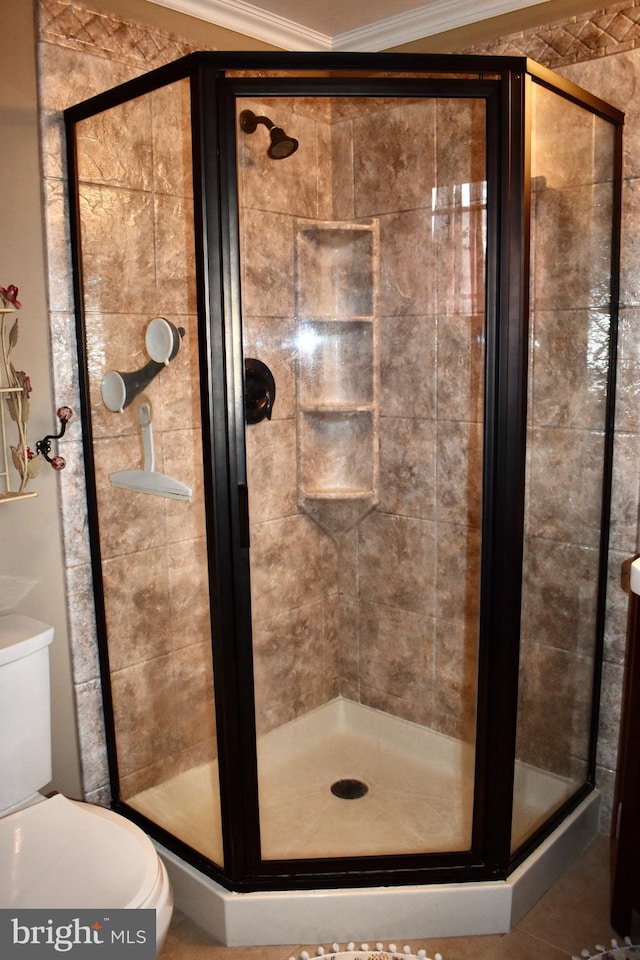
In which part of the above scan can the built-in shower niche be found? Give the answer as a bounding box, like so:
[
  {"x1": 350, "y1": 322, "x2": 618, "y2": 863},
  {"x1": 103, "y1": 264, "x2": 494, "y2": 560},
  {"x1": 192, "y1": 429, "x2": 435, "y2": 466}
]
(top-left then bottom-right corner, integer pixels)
[{"x1": 295, "y1": 219, "x2": 379, "y2": 537}]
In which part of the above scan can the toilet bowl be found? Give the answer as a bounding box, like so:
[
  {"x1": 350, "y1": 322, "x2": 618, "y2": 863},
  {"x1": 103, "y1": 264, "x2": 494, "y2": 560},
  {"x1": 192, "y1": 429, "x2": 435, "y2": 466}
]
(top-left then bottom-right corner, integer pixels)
[
  {"x1": 0, "y1": 795, "x2": 173, "y2": 949},
  {"x1": 0, "y1": 614, "x2": 173, "y2": 954}
]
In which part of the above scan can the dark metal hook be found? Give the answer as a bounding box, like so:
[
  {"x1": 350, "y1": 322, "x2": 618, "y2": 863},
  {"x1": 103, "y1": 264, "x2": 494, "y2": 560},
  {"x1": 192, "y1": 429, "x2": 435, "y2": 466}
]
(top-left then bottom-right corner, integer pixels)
[{"x1": 35, "y1": 406, "x2": 73, "y2": 470}]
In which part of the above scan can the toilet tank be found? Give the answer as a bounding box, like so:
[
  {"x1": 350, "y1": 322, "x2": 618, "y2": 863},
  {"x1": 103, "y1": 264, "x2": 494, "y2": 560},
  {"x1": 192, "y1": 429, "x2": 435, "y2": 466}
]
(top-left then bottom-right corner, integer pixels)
[{"x1": 0, "y1": 614, "x2": 54, "y2": 813}]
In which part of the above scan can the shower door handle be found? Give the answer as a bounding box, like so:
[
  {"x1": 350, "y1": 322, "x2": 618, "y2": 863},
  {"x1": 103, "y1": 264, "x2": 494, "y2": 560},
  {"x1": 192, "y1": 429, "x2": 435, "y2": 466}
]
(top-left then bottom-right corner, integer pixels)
[{"x1": 238, "y1": 483, "x2": 250, "y2": 549}]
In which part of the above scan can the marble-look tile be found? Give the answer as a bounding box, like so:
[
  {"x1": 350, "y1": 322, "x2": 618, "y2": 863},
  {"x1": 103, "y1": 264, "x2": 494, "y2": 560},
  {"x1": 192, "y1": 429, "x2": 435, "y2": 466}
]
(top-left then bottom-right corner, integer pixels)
[
  {"x1": 614, "y1": 306, "x2": 640, "y2": 432},
  {"x1": 43, "y1": 178, "x2": 74, "y2": 312},
  {"x1": 162, "y1": 429, "x2": 207, "y2": 544},
  {"x1": 353, "y1": 100, "x2": 436, "y2": 218},
  {"x1": 432, "y1": 190, "x2": 486, "y2": 319},
  {"x1": 75, "y1": 94, "x2": 153, "y2": 189},
  {"x1": 529, "y1": 308, "x2": 609, "y2": 430},
  {"x1": 525, "y1": 425, "x2": 606, "y2": 547},
  {"x1": 619, "y1": 177, "x2": 640, "y2": 308},
  {"x1": 595, "y1": 657, "x2": 624, "y2": 771},
  {"x1": 57, "y1": 439, "x2": 92, "y2": 569},
  {"x1": 435, "y1": 522, "x2": 481, "y2": 625},
  {"x1": 380, "y1": 314, "x2": 436, "y2": 419},
  {"x1": 606, "y1": 430, "x2": 640, "y2": 552},
  {"x1": 358, "y1": 512, "x2": 436, "y2": 616},
  {"x1": 246, "y1": 419, "x2": 297, "y2": 524},
  {"x1": 359, "y1": 600, "x2": 435, "y2": 712},
  {"x1": 531, "y1": 182, "x2": 614, "y2": 312},
  {"x1": 252, "y1": 600, "x2": 326, "y2": 731},
  {"x1": 151, "y1": 79, "x2": 193, "y2": 199},
  {"x1": 435, "y1": 419, "x2": 483, "y2": 528},
  {"x1": 330, "y1": 118, "x2": 355, "y2": 220},
  {"x1": 239, "y1": 209, "x2": 295, "y2": 319},
  {"x1": 154, "y1": 194, "x2": 197, "y2": 315},
  {"x1": 50, "y1": 312, "x2": 81, "y2": 413},
  {"x1": 73, "y1": 677, "x2": 110, "y2": 798},
  {"x1": 603, "y1": 547, "x2": 633, "y2": 665},
  {"x1": 77, "y1": 184, "x2": 157, "y2": 315},
  {"x1": 435, "y1": 97, "x2": 486, "y2": 189},
  {"x1": 378, "y1": 208, "x2": 437, "y2": 317},
  {"x1": 65, "y1": 563, "x2": 100, "y2": 684},
  {"x1": 520, "y1": 536, "x2": 599, "y2": 655},
  {"x1": 324, "y1": 595, "x2": 359, "y2": 688},
  {"x1": 173, "y1": 642, "x2": 217, "y2": 754},
  {"x1": 530, "y1": 79, "x2": 611, "y2": 189},
  {"x1": 433, "y1": 619, "x2": 479, "y2": 730},
  {"x1": 110, "y1": 654, "x2": 175, "y2": 778},
  {"x1": 101, "y1": 547, "x2": 173, "y2": 672},
  {"x1": 515, "y1": 641, "x2": 594, "y2": 774},
  {"x1": 166, "y1": 537, "x2": 211, "y2": 647},
  {"x1": 559, "y1": 49, "x2": 639, "y2": 177},
  {"x1": 378, "y1": 416, "x2": 436, "y2": 519},
  {"x1": 249, "y1": 515, "x2": 337, "y2": 621},
  {"x1": 437, "y1": 312, "x2": 484, "y2": 424},
  {"x1": 38, "y1": 42, "x2": 143, "y2": 179}
]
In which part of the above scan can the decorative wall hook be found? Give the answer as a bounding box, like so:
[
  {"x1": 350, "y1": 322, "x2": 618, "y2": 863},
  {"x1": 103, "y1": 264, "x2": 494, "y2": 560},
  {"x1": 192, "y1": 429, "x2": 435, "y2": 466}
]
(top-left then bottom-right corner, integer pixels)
[{"x1": 35, "y1": 406, "x2": 73, "y2": 471}]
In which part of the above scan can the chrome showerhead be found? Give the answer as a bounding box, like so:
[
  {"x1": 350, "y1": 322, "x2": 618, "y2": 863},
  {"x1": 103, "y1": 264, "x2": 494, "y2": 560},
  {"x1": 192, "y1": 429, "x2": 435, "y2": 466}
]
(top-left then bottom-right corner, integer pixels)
[{"x1": 239, "y1": 109, "x2": 299, "y2": 160}]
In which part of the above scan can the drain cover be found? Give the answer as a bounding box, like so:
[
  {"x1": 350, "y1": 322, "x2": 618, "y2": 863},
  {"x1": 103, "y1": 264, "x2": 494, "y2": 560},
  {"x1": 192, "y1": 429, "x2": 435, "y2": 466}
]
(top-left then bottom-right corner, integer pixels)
[{"x1": 330, "y1": 778, "x2": 369, "y2": 800}]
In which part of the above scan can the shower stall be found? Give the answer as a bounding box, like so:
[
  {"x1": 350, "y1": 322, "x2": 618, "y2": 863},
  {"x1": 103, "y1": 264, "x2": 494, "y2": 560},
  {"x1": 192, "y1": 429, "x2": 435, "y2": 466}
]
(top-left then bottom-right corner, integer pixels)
[{"x1": 64, "y1": 52, "x2": 623, "y2": 941}]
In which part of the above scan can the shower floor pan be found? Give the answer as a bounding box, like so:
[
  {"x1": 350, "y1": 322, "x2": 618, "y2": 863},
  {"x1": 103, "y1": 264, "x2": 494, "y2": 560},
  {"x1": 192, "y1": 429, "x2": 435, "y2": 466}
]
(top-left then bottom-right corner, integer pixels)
[{"x1": 129, "y1": 698, "x2": 597, "y2": 944}]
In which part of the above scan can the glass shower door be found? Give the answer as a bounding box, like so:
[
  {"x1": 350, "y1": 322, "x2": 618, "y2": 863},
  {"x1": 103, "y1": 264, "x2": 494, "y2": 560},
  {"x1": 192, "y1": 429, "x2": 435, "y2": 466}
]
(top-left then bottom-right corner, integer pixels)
[
  {"x1": 237, "y1": 92, "x2": 487, "y2": 860},
  {"x1": 71, "y1": 78, "x2": 224, "y2": 867},
  {"x1": 511, "y1": 79, "x2": 619, "y2": 852}
]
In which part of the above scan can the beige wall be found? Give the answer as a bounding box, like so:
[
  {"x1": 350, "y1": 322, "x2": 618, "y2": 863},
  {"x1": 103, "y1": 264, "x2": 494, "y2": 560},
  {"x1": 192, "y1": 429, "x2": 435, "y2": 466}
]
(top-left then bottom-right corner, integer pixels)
[{"x1": 0, "y1": 0, "x2": 81, "y2": 798}]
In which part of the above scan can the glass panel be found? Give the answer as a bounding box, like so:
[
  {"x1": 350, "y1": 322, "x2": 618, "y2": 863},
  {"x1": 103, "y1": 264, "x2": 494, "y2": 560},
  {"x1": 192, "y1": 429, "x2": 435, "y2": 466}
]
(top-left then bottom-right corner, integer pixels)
[
  {"x1": 238, "y1": 95, "x2": 486, "y2": 859},
  {"x1": 74, "y1": 80, "x2": 223, "y2": 866},
  {"x1": 512, "y1": 82, "x2": 616, "y2": 851}
]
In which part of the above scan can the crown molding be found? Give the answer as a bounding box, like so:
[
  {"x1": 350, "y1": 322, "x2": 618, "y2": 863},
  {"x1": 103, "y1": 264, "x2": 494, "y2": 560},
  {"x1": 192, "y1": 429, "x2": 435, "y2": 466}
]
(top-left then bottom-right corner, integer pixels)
[
  {"x1": 332, "y1": 0, "x2": 543, "y2": 51},
  {"x1": 146, "y1": 0, "x2": 331, "y2": 50},
  {"x1": 146, "y1": 0, "x2": 542, "y2": 52}
]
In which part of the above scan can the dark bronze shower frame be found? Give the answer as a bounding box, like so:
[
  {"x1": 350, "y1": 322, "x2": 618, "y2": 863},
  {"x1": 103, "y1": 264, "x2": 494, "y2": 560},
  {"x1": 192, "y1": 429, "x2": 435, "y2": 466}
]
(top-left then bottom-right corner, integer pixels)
[{"x1": 65, "y1": 51, "x2": 624, "y2": 894}]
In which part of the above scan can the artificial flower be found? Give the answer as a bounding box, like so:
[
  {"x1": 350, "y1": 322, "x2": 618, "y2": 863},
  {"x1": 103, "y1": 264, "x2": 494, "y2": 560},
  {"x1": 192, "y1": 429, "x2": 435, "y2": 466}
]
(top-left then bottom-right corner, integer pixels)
[{"x1": 0, "y1": 285, "x2": 21, "y2": 309}]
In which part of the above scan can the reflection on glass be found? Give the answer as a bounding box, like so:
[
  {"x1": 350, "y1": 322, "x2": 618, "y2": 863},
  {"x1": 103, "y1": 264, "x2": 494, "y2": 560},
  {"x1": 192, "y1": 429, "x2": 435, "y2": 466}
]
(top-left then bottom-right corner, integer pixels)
[
  {"x1": 75, "y1": 79, "x2": 224, "y2": 866},
  {"x1": 511, "y1": 82, "x2": 616, "y2": 852},
  {"x1": 239, "y1": 96, "x2": 486, "y2": 859}
]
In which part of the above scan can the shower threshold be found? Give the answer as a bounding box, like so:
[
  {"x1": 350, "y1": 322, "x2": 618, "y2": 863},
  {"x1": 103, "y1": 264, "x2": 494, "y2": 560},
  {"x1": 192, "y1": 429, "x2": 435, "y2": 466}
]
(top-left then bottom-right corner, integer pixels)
[{"x1": 128, "y1": 699, "x2": 596, "y2": 944}]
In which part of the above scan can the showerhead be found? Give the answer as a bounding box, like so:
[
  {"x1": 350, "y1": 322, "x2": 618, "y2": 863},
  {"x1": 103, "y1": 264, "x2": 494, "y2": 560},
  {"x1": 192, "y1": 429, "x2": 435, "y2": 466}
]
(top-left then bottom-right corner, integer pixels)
[{"x1": 240, "y1": 109, "x2": 299, "y2": 160}]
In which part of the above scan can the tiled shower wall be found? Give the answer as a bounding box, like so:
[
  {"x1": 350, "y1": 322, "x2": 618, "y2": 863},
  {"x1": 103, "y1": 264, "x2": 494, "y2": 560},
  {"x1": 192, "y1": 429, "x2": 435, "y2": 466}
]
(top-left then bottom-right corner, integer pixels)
[
  {"x1": 241, "y1": 96, "x2": 486, "y2": 741},
  {"x1": 71, "y1": 79, "x2": 217, "y2": 799},
  {"x1": 38, "y1": 0, "x2": 640, "y2": 831}
]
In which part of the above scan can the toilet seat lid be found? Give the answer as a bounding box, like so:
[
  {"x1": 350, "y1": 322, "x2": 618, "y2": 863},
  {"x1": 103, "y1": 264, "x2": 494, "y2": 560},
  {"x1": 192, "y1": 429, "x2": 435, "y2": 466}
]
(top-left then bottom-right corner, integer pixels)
[{"x1": 0, "y1": 794, "x2": 160, "y2": 909}]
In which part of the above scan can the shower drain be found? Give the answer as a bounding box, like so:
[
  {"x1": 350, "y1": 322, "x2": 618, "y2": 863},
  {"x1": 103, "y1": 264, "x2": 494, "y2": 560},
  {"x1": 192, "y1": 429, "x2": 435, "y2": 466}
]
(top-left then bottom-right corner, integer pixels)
[{"x1": 330, "y1": 778, "x2": 369, "y2": 800}]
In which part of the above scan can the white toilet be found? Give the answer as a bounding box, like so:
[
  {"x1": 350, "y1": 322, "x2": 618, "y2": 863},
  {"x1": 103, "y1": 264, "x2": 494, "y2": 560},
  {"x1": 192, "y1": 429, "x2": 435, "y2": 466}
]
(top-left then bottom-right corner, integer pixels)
[{"x1": 0, "y1": 614, "x2": 173, "y2": 953}]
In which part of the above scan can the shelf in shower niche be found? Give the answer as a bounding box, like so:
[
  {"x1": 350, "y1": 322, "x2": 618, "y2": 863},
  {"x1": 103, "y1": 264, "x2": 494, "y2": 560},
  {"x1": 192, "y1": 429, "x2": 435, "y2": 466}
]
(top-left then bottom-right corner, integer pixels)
[
  {"x1": 300, "y1": 403, "x2": 374, "y2": 414},
  {"x1": 301, "y1": 487, "x2": 376, "y2": 499}
]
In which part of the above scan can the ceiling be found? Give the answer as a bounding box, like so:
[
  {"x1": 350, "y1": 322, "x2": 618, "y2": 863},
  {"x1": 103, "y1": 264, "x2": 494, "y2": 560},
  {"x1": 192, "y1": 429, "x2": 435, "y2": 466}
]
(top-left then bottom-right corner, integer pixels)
[{"x1": 147, "y1": 0, "x2": 549, "y2": 51}]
